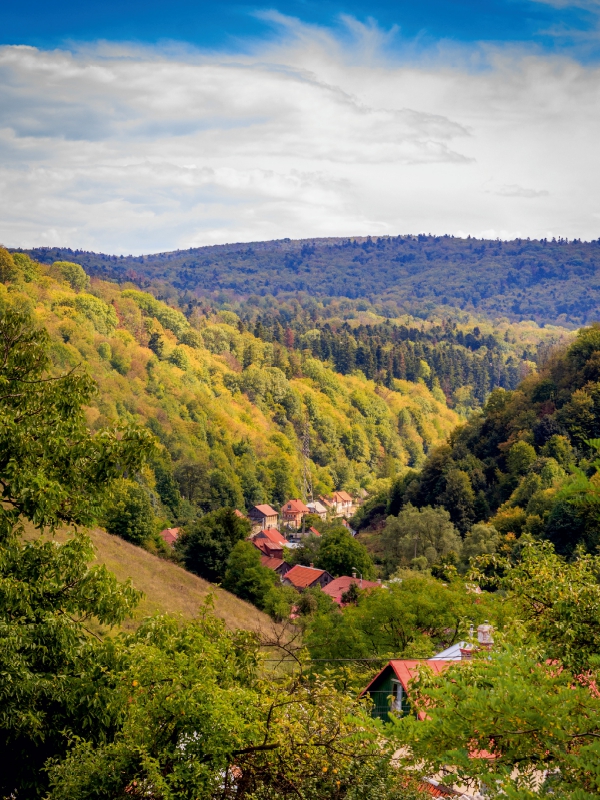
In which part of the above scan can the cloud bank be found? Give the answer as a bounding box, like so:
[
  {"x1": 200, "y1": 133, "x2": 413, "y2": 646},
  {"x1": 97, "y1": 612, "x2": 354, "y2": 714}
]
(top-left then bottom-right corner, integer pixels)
[{"x1": 1, "y1": 19, "x2": 599, "y2": 253}]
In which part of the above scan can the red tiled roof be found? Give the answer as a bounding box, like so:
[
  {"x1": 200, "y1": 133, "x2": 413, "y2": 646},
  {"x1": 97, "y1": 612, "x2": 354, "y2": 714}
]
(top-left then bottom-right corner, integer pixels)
[
  {"x1": 250, "y1": 504, "x2": 278, "y2": 518},
  {"x1": 282, "y1": 499, "x2": 309, "y2": 514},
  {"x1": 253, "y1": 540, "x2": 283, "y2": 557},
  {"x1": 159, "y1": 527, "x2": 179, "y2": 546},
  {"x1": 254, "y1": 528, "x2": 287, "y2": 545},
  {"x1": 321, "y1": 576, "x2": 379, "y2": 605},
  {"x1": 308, "y1": 527, "x2": 321, "y2": 536},
  {"x1": 284, "y1": 564, "x2": 327, "y2": 589},
  {"x1": 260, "y1": 555, "x2": 288, "y2": 571},
  {"x1": 234, "y1": 509, "x2": 246, "y2": 518},
  {"x1": 362, "y1": 659, "x2": 453, "y2": 697},
  {"x1": 334, "y1": 490, "x2": 353, "y2": 503}
]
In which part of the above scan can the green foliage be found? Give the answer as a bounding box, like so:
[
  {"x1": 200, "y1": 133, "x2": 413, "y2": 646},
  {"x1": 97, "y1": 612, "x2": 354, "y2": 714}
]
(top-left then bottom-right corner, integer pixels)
[
  {"x1": 395, "y1": 542, "x2": 600, "y2": 798},
  {"x1": 0, "y1": 303, "x2": 154, "y2": 797},
  {"x1": 51, "y1": 260, "x2": 91, "y2": 291},
  {"x1": 461, "y1": 523, "x2": 500, "y2": 563},
  {"x1": 472, "y1": 541, "x2": 600, "y2": 672},
  {"x1": 0, "y1": 302, "x2": 154, "y2": 539},
  {"x1": 222, "y1": 541, "x2": 276, "y2": 608},
  {"x1": 314, "y1": 527, "x2": 375, "y2": 579},
  {"x1": 178, "y1": 508, "x2": 251, "y2": 583},
  {"x1": 0, "y1": 247, "x2": 19, "y2": 282},
  {"x1": 102, "y1": 478, "x2": 157, "y2": 545},
  {"x1": 304, "y1": 572, "x2": 486, "y2": 660},
  {"x1": 394, "y1": 641, "x2": 600, "y2": 799},
  {"x1": 43, "y1": 612, "x2": 413, "y2": 800},
  {"x1": 381, "y1": 504, "x2": 462, "y2": 573},
  {"x1": 122, "y1": 289, "x2": 190, "y2": 337},
  {"x1": 507, "y1": 440, "x2": 537, "y2": 476}
]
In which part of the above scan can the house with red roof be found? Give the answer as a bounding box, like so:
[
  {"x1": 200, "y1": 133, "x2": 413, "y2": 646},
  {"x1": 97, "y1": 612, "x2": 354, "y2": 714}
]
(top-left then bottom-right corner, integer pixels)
[
  {"x1": 281, "y1": 498, "x2": 310, "y2": 530},
  {"x1": 159, "y1": 527, "x2": 179, "y2": 547},
  {"x1": 319, "y1": 491, "x2": 354, "y2": 518},
  {"x1": 321, "y1": 575, "x2": 380, "y2": 606},
  {"x1": 253, "y1": 539, "x2": 284, "y2": 559},
  {"x1": 362, "y1": 659, "x2": 452, "y2": 721},
  {"x1": 250, "y1": 527, "x2": 288, "y2": 560},
  {"x1": 248, "y1": 504, "x2": 279, "y2": 531},
  {"x1": 282, "y1": 564, "x2": 333, "y2": 591},
  {"x1": 260, "y1": 555, "x2": 291, "y2": 578}
]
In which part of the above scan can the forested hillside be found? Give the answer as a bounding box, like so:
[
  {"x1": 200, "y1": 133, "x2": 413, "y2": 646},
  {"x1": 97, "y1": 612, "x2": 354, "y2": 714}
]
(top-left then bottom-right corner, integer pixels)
[
  {"x1": 0, "y1": 249, "x2": 458, "y2": 536},
  {"x1": 359, "y1": 323, "x2": 600, "y2": 562},
  {"x1": 21, "y1": 234, "x2": 600, "y2": 325}
]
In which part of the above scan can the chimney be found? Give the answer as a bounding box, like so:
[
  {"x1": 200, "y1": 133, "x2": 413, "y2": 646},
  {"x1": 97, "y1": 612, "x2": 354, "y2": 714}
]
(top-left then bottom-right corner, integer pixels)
[
  {"x1": 477, "y1": 622, "x2": 494, "y2": 650},
  {"x1": 310, "y1": 563, "x2": 314, "y2": 568},
  {"x1": 377, "y1": 579, "x2": 381, "y2": 585},
  {"x1": 352, "y1": 569, "x2": 357, "y2": 579},
  {"x1": 459, "y1": 643, "x2": 475, "y2": 660}
]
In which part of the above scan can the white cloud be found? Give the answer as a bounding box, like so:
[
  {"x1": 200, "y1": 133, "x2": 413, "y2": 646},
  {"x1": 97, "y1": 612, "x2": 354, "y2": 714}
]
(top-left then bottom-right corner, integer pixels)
[{"x1": 0, "y1": 22, "x2": 600, "y2": 253}]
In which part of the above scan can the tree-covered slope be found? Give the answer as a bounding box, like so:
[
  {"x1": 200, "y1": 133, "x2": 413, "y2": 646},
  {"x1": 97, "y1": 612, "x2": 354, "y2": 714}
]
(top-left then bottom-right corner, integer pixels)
[
  {"x1": 20, "y1": 233, "x2": 600, "y2": 325},
  {"x1": 379, "y1": 323, "x2": 600, "y2": 557},
  {"x1": 0, "y1": 250, "x2": 459, "y2": 526}
]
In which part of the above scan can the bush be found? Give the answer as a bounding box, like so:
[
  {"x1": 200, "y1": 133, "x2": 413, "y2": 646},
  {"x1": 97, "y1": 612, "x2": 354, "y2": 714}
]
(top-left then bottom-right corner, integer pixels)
[
  {"x1": 222, "y1": 541, "x2": 276, "y2": 608},
  {"x1": 177, "y1": 508, "x2": 251, "y2": 583},
  {"x1": 51, "y1": 261, "x2": 90, "y2": 292},
  {"x1": 103, "y1": 479, "x2": 157, "y2": 545}
]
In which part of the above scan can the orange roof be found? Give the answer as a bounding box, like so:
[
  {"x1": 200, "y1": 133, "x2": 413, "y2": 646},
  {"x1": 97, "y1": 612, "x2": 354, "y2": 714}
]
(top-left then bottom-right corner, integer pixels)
[
  {"x1": 334, "y1": 490, "x2": 353, "y2": 503},
  {"x1": 282, "y1": 499, "x2": 309, "y2": 514},
  {"x1": 254, "y1": 528, "x2": 287, "y2": 545},
  {"x1": 284, "y1": 564, "x2": 327, "y2": 589},
  {"x1": 308, "y1": 526, "x2": 321, "y2": 536},
  {"x1": 250, "y1": 504, "x2": 278, "y2": 518},
  {"x1": 322, "y1": 576, "x2": 379, "y2": 605},
  {"x1": 362, "y1": 659, "x2": 452, "y2": 696},
  {"x1": 253, "y1": 540, "x2": 283, "y2": 557},
  {"x1": 234, "y1": 509, "x2": 246, "y2": 518},
  {"x1": 260, "y1": 555, "x2": 288, "y2": 571},
  {"x1": 159, "y1": 527, "x2": 179, "y2": 546}
]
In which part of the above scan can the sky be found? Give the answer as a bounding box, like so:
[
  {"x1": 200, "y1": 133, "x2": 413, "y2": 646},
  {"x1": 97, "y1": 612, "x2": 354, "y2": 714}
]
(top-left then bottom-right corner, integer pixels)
[{"x1": 1, "y1": 0, "x2": 600, "y2": 253}]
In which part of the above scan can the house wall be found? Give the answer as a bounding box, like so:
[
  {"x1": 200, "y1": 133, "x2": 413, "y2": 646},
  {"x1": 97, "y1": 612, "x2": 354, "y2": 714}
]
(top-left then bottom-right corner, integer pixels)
[{"x1": 367, "y1": 669, "x2": 410, "y2": 721}]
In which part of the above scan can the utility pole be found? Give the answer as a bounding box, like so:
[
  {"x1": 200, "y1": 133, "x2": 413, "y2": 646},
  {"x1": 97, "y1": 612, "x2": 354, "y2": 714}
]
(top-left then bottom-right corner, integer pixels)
[{"x1": 302, "y1": 414, "x2": 313, "y2": 505}]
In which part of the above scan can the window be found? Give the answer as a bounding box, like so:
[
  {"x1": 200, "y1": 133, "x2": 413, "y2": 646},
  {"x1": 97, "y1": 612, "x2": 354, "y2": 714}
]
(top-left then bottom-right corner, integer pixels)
[{"x1": 391, "y1": 680, "x2": 403, "y2": 712}]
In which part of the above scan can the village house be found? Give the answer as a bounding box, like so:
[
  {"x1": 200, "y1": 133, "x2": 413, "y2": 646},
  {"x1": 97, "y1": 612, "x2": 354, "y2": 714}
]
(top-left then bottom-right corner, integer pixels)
[
  {"x1": 281, "y1": 498, "x2": 309, "y2": 530},
  {"x1": 260, "y1": 555, "x2": 291, "y2": 578},
  {"x1": 306, "y1": 500, "x2": 327, "y2": 520},
  {"x1": 250, "y1": 528, "x2": 287, "y2": 559},
  {"x1": 248, "y1": 504, "x2": 279, "y2": 532},
  {"x1": 282, "y1": 564, "x2": 334, "y2": 591},
  {"x1": 321, "y1": 575, "x2": 380, "y2": 606},
  {"x1": 319, "y1": 490, "x2": 354, "y2": 517},
  {"x1": 159, "y1": 527, "x2": 179, "y2": 547},
  {"x1": 362, "y1": 624, "x2": 494, "y2": 721}
]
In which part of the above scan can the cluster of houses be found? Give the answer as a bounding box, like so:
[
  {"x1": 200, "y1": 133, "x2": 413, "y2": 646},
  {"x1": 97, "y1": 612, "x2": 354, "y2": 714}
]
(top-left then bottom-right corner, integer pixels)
[
  {"x1": 247, "y1": 519, "x2": 379, "y2": 605},
  {"x1": 248, "y1": 491, "x2": 356, "y2": 535}
]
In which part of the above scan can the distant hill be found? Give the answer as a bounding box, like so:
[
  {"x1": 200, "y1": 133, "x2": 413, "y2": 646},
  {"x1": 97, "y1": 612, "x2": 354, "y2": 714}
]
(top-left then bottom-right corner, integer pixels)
[{"x1": 20, "y1": 234, "x2": 600, "y2": 326}]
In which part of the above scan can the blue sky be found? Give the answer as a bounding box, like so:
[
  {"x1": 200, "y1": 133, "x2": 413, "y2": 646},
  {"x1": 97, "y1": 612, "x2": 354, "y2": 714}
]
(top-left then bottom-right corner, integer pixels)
[
  {"x1": 2, "y1": 0, "x2": 598, "y2": 56},
  {"x1": 1, "y1": 1, "x2": 600, "y2": 252}
]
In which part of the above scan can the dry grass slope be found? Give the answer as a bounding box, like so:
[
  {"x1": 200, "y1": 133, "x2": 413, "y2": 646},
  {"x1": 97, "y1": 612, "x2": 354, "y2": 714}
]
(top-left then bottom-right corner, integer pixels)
[{"x1": 25, "y1": 523, "x2": 273, "y2": 634}]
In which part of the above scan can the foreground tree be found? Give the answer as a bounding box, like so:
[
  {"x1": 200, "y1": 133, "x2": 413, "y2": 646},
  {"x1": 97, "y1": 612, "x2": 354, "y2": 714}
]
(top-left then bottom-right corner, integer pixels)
[
  {"x1": 0, "y1": 301, "x2": 154, "y2": 797},
  {"x1": 177, "y1": 507, "x2": 251, "y2": 583},
  {"x1": 46, "y1": 611, "x2": 424, "y2": 800},
  {"x1": 393, "y1": 542, "x2": 600, "y2": 799}
]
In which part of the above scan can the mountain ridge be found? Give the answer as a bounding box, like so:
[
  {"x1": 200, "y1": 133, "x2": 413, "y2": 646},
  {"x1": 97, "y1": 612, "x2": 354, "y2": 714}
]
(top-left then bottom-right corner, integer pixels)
[{"x1": 17, "y1": 234, "x2": 600, "y2": 327}]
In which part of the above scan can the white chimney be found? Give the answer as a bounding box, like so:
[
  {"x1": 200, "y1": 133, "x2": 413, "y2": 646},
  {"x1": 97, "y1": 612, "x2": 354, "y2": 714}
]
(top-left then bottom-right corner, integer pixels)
[{"x1": 477, "y1": 622, "x2": 494, "y2": 649}]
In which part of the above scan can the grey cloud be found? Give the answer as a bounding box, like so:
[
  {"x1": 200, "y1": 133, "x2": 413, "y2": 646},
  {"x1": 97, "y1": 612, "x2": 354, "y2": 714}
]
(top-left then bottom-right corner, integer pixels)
[{"x1": 1, "y1": 23, "x2": 600, "y2": 253}]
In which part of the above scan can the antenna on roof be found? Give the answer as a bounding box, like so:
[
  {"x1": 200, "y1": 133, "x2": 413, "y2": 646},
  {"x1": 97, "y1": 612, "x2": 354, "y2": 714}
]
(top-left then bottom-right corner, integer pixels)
[{"x1": 302, "y1": 413, "x2": 313, "y2": 505}]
